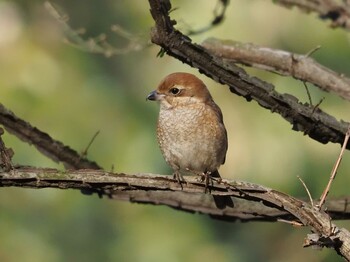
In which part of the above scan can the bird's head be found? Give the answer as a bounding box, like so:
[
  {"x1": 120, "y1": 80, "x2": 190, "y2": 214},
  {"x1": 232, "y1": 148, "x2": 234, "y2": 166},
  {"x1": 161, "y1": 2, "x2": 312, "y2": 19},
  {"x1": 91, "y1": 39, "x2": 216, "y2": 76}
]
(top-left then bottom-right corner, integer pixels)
[{"x1": 147, "y1": 72, "x2": 213, "y2": 109}]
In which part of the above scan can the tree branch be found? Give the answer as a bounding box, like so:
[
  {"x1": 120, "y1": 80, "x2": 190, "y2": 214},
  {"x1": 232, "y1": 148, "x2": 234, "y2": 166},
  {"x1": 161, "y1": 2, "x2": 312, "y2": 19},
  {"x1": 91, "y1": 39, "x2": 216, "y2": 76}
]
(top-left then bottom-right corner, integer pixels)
[
  {"x1": 275, "y1": 0, "x2": 350, "y2": 31},
  {"x1": 1, "y1": 167, "x2": 350, "y2": 221},
  {"x1": 3, "y1": 1, "x2": 349, "y2": 259},
  {"x1": 149, "y1": 0, "x2": 350, "y2": 150},
  {"x1": 1, "y1": 166, "x2": 350, "y2": 258},
  {"x1": 44, "y1": 1, "x2": 147, "y2": 57},
  {"x1": 0, "y1": 103, "x2": 101, "y2": 170},
  {"x1": 202, "y1": 38, "x2": 350, "y2": 101}
]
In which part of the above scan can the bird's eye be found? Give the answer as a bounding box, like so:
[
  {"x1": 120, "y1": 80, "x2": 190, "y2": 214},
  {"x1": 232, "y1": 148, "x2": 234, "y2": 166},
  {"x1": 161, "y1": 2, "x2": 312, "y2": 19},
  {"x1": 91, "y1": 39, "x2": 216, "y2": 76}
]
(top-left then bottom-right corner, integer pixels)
[{"x1": 169, "y1": 87, "x2": 180, "y2": 95}]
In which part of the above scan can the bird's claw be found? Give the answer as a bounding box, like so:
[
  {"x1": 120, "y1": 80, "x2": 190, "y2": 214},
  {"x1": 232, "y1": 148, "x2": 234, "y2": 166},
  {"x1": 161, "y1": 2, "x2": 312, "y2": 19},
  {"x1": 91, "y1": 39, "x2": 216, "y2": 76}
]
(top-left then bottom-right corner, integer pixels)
[
  {"x1": 173, "y1": 172, "x2": 186, "y2": 190},
  {"x1": 198, "y1": 172, "x2": 213, "y2": 194}
]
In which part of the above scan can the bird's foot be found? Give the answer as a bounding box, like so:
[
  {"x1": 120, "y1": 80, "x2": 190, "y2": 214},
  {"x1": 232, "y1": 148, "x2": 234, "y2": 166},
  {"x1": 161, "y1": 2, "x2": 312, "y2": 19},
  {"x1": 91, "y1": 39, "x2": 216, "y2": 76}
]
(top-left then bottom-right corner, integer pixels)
[
  {"x1": 173, "y1": 171, "x2": 186, "y2": 189},
  {"x1": 198, "y1": 172, "x2": 213, "y2": 194}
]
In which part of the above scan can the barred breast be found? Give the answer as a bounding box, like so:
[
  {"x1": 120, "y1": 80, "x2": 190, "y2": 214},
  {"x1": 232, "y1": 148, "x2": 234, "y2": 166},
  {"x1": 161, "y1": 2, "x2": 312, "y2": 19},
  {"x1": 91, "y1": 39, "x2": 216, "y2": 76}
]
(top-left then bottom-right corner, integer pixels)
[{"x1": 157, "y1": 102, "x2": 227, "y2": 174}]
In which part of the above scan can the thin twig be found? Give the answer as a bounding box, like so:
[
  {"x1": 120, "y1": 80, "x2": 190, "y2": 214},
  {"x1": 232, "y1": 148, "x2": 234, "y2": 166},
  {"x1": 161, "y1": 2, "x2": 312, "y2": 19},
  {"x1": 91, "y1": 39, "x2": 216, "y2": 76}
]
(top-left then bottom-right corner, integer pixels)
[
  {"x1": 297, "y1": 175, "x2": 314, "y2": 206},
  {"x1": 187, "y1": 0, "x2": 229, "y2": 35},
  {"x1": 303, "y1": 82, "x2": 313, "y2": 106},
  {"x1": 311, "y1": 97, "x2": 325, "y2": 114},
  {"x1": 305, "y1": 45, "x2": 321, "y2": 58},
  {"x1": 44, "y1": 1, "x2": 147, "y2": 57},
  {"x1": 277, "y1": 218, "x2": 303, "y2": 227},
  {"x1": 318, "y1": 126, "x2": 350, "y2": 210},
  {"x1": 81, "y1": 130, "x2": 100, "y2": 158}
]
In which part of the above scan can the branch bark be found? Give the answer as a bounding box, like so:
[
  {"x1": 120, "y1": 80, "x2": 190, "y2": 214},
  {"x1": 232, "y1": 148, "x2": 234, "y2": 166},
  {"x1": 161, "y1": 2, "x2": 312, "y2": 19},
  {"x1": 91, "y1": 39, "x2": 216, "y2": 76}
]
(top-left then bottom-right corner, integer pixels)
[
  {"x1": 202, "y1": 38, "x2": 350, "y2": 101},
  {"x1": 2, "y1": 167, "x2": 350, "y2": 220},
  {"x1": 275, "y1": 0, "x2": 350, "y2": 31},
  {"x1": 1, "y1": 167, "x2": 350, "y2": 258},
  {"x1": 0, "y1": 103, "x2": 101, "y2": 170}
]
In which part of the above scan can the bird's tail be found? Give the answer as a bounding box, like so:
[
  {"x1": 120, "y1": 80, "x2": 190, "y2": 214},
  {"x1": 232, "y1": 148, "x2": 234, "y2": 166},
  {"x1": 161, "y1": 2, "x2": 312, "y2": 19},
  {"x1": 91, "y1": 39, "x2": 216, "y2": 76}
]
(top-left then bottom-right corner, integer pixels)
[
  {"x1": 211, "y1": 169, "x2": 222, "y2": 178},
  {"x1": 210, "y1": 170, "x2": 234, "y2": 209}
]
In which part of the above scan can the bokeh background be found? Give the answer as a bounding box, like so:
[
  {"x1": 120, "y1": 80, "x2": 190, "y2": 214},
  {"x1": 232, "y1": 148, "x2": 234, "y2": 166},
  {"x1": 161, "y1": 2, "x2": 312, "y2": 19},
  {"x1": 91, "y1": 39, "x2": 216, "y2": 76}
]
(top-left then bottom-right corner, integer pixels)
[{"x1": 0, "y1": 1, "x2": 350, "y2": 261}]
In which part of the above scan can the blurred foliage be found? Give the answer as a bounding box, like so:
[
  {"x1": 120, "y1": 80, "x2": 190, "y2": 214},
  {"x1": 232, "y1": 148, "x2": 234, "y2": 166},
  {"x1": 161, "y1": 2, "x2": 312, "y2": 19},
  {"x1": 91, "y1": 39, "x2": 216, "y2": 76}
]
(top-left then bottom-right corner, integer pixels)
[{"x1": 0, "y1": 0, "x2": 349, "y2": 261}]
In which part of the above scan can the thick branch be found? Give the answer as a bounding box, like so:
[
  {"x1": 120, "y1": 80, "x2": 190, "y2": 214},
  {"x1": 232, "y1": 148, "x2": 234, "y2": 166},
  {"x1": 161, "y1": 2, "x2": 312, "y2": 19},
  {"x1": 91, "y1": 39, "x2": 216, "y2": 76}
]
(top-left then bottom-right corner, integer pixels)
[
  {"x1": 149, "y1": 0, "x2": 350, "y2": 150},
  {"x1": 275, "y1": 0, "x2": 350, "y2": 30},
  {"x1": 0, "y1": 167, "x2": 350, "y2": 220},
  {"x1": 0, "y1": 167, "x2": 279, "y2": 221},
  {"x1": 0, "y1": 103, "x2": 101, "y2": 170},
  {"x1": 202, "y1": 38, "x2": 350, "y2": 101},
  {"x1": 1, "y1": 167, "x2": 350, "y2": 258}
]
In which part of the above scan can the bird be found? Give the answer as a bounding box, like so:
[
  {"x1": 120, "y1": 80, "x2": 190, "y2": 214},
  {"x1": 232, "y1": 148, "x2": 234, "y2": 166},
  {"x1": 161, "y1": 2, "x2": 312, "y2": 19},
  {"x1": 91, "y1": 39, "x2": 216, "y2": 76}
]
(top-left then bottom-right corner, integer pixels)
[{"x1": 147, "y1": 72, "x2": 233, "y2": 208}]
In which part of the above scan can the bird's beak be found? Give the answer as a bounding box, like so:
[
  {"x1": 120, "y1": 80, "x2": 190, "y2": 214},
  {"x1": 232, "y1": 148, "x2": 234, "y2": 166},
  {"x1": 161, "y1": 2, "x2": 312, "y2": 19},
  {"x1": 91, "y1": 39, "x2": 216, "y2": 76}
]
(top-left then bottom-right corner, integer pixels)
[{"x1": 146, "y1": 90, "x2": 159, "y2": 101}]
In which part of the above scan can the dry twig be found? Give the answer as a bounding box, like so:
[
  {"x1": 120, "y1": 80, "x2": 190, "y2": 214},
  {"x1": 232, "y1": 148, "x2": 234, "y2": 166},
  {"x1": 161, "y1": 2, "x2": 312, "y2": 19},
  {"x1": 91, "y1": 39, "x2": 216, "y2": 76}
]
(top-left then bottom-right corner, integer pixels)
[
  {"x1": 186, "y1": 0, "x2": 229, "y2": 35},
  {"x1": 44, "y1": 1, "x2": 147, "y2": 57},
  {"x1": 81, "y1": 130, "x2": 100, "y2": 158},
  {"x1": 297, "y1": 175, "x2": 314, "y2": 207},
  {"x1": 318, "y1": 126, "x2": 350, "y2": 210}
]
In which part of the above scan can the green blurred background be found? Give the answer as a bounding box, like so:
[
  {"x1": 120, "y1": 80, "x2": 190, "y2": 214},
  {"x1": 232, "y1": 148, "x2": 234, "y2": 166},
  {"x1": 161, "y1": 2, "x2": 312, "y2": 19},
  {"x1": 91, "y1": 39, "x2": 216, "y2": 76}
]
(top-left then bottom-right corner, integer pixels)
[{"x1": 0, "y1": 1, "x2": 349, "y2": 261}]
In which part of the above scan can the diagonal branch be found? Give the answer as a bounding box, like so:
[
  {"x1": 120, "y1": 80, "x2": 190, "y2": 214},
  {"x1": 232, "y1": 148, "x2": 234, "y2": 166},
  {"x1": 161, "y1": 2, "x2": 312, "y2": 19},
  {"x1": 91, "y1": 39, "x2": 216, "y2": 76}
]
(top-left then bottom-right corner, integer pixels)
[
  {"x1": 0, "y1": 103, "x2": 102, "y2": 170},
  {"x1": 202, "y1": 38, "x2": 350, "y2": 101},
  {"x1": 149, "y1": 0, "x2": 350, "y2": 150}
]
